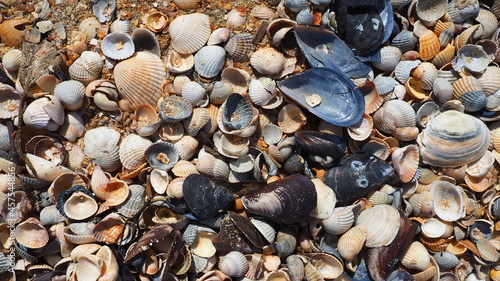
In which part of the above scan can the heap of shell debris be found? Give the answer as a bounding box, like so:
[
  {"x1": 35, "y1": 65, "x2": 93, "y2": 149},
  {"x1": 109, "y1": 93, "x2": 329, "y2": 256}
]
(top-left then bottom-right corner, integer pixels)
[{"x1": 1, "y1": 0, "x2": 500, "y2": 280}]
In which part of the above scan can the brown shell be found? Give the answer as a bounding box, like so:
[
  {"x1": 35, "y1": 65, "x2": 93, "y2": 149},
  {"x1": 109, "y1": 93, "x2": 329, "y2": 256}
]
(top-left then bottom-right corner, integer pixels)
[
  {"x1": 419, "y1": 30, "x2": 440, "y2": 61},
  {"x1": 0, "y1": 18, "x2": 31, "y2": 47},
  {"x1": 114, "y1": 52, "x2": 167, "y2": 109}
]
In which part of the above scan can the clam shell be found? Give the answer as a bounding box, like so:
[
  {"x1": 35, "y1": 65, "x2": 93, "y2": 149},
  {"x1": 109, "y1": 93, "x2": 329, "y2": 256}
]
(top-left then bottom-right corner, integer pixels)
[
  {"x1": 430, "y1": 180, "x2": 465, "y2": 222},
  {"x1": 172, "y1": 160, "x2": 198, "y2": 178},
  {"x1": 133, "y1": 104, "x2": 160, "y2": 137},
  {"x1": 101, "y1": 32, "x2": 135, "y2": 60},
  {"x1": 432, "y1": 44, "x2": 456, "y2": 69},
  {"x1": 173, "y1": 0, "x2": 200, "y2": 10},
  {"x1": 415, "y1": 0, "x2": 448, "y2": 25},
  {"x1": 221, "y1": 67, "x2": 251, "y2": 93},
  {"x1": 75, "y1": 255, "x2": 104, "y2": 281},
  {"x1": 131, "y1": 27, "x2": 161, "y2": 57},
  {"x1": 149, "y1": 168, "x2": 170, "y2": 194},
  {"x1": 392, "y1": 30, "x2": 418, "y2": 53},
  {"x1": 15, "y1": 217, "x2": 49, "y2": 249},
  {"x1": 145, "y1": 11, "x2": 168, "y2": 32},
  {"x1": 54, "y1": 80, "x2": 85, "y2": 110},
  {"x1": 114, "y1": 51, "x2": 166, "y2": 109},
  {"x1": 207, "y1": 27, "x2": 231, "y2": 45},
  {"x1": 218, "y1": 93, "x2": 259, "y2": 137},
  {"x1": 452, "y1": 44, "x2": 489, "y2": 74},
  {"x1": 278, "y1": 104, "x2": 307, "y2": 134},
  {"x1": 466, "y1": 150, "x2": 494, "y2": 178},
  {"x1": 93, "y1": 212, "x2": 126, "y2": 244},
  {"x1": 476, "y1": 239, "x2": 500, "y2": 262},
  {"x1": 337, "y1": 225, "x2": 367, "y2": 261},
  {"x1": 84, "y1": 127, "x2": 121, "y2": 172},
  {"x1": 23, "y1": 95, "x2": 64, "y2": 131},
  {"x1": 373, "y1": 100, "x2": 416, "y2": 135},
  {"x1": 210, "y1": 81, "x2": 233, "y2": 104},
  {"x1": 419, "y1": 30, "x2": 440, "y2": 61},
  {"x1": 60, "y1": 111, "x2": 85, "y2": 142},
  {"x1": 308, "y1": 253, "x2": 343, "y2": 279},
  {"x1": 226, "y1": 9, "x2": 246, "y2": 31},
  {"x1": 110, "y1": 19, "x2": 131, "y2": 33},
  {"x1": 116, "y1": 184, "x2": 145, "y2": 217},
  {"x1": 225, "y1": 33, "x2": 253, "y2": 62},
  {"x1": 62, "y1": 188, "x2": 98, "y2": 220},
  {"x1": 391, "y1": 144, "x2": 420, "y2": 183},
  {"x1": 250, "y1": 5, "x2": 276, "y2": 20},
  {"x1": 40, "y1": 205, "x2": 65, "y2": 225},
  {"x1": 433, "y1": 251, "x2": 459, "y2": 271},
  {"x1": 432, "y1": 77, "x2": 454, "y2": 104},
  {"x1": 145, "y1": 141, "x2": 179, "y2": 171},
  {"x1": 372, "y1": 46, "x2": 402, "y2": 72},
  {"x1": 2, "y1": 49, "x2": 23, "y2": 72},
  {"x1": 322, "y1": 206, "x2": 356, "y2": 235},
  {"x1": 310, "y1": 178, "x2": 336, "y2": 220},
  {"x1": 194, "y1": 45, "x2": 226, "y2": 79},
  {"x1": 0, "y1": 18, "x2": 31, "y2": 47},
  {"x1": 182, "y1": 81, "x2": 207, "y2": 106},
  {"x1": 196, "y1": 148, "x2": 230, "y2": 179},
  {"x1": 159, "y1": 95, "x2": 193, "y2": 123},
  {"x1": 477, "y1": 66, "x2": 500, "y2": 96},
  {"x1": 395, "y1": 60, "x2": 421, "y2": 84},
  {"x1": 249, "y1": 77, "x2": 276, "y2": 107},
  {"x1": 417, "y1": 110, "x2": 490, "y2": 167},
  {"x1": 119, "y1": 134, "x2": 153, "y2": 170},
  {"x1": 165, "y1": 48, "x2": 194, "y2": 73},
  {"x1": 412, "y1": 62, "x2": 438, "y2": 91},
  {"x1": 347, "y1": 113, "x2": 373, "y2": 141},
  {"x1": 0, "y1": 84, "x2": 22, "y2": 119},
  {"x1": 173, "y1": 135, "x2": 199, "y2": 160},
  {"x1": 169, "y1": 13, "x2": 211, "y2": 54},
  {"x1": 69, "y1": 51, "x2": 104, "y2": 84},
  {"x1": 219, "y1": 251, "x2": 249, "y2": 278},
  {"x1": 355, "y1": 204, "x2": 401, "y2": 248},
  {"x1": 250, "y1": 47, "x2": 285, "y2": 77},
  {"x1": 25, "y1": 153, "x2": 72, "y2": 182},
  {"x1": 401, "y1": 241, "x2": 431, "y2": 271}
]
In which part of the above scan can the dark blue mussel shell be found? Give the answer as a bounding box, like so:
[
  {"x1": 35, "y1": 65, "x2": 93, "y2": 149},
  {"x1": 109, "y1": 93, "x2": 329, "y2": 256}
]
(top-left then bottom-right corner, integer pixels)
[
  {"x1": 293, "y1": 25, "x2": 372, "y2": 79},
  {"x1": 278, "y1": 67, "x2": 365, "y2": 127},
  {"x1": 182, "y1": 174, "x2": 235, "y2": 220},
  {"x1": 336, "y1": 0, "x2": 393, "y2": 55},
  {"x1": 324, "y1": 153, "x2": 395, "y2": 205},
  {"x1": 294, "y1": 131, "x2": 346, "y2": 167}
]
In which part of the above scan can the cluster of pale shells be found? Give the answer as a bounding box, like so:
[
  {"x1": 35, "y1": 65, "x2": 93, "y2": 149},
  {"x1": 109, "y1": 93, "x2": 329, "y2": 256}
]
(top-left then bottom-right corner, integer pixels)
[{"x1": 1, "y1": 0, "x2": 500, "y2": 280}]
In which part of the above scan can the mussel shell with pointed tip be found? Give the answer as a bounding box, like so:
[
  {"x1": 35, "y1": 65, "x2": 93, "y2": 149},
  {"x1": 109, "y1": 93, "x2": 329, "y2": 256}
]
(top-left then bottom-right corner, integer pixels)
[
  {"x1": 242, "y1": 174, "x2": 317, "y2": 224},
  {"x1": 324, "y1": 153, "x2": 395, "y2": 206},
  {"x1": 336, "y1": 0, "x2": 393, "y2": 55},
  {"x1": 182, "y1": 174, "x2": 235, "y2": 220},
  {"x1": 279, "y1": 67, "x2": 365, "y2": 127},
  {"x1": 294, "y1": 131, "x2": 346, "y2": 167},
  {"x1": 293, "y1": 25, "x2": 371, "y2": 78}
]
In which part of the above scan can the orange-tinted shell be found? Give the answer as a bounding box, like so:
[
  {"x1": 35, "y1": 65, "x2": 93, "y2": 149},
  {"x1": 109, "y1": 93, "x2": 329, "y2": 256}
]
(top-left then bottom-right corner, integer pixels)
[{"x1": 419, "y1": 30, "x2": 440, "y2": 61}]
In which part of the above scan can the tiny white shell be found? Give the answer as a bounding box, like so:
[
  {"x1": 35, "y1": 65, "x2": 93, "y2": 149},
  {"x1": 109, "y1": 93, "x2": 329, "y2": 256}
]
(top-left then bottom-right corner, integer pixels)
[{"x1": 101, "y1": 32, "x2": 135, "y2": 60}]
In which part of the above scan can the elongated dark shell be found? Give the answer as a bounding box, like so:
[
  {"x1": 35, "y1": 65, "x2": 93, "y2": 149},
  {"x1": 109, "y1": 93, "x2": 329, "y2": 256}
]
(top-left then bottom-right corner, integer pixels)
[
  {"x1": 293, "y1": 25, "x2": 371, "y2": 78},
  {"x1": 182, "y1": 174, "x2": 235, "y2": 220},
  {"x1": 365, "y1": 209, "x2": 417, "y2": 281},
  {"x1": 324, "y1": 153, "x2": 395, "y2": 206},
  {"x1": 212, "y1": 218, "x2": 261, "y2": 254},
  {"x1": 242, "y1": 174, "x2": 317, "y2": 224},
  {"x1": 279, "y1": 67, "x2": 365, "y2": 127},
  {"x1": 228, "y1": 210, "x2": 266, "y2": 248},
  {"x1": 294, "y1": 131, "x2": 346, "y2": 167}
]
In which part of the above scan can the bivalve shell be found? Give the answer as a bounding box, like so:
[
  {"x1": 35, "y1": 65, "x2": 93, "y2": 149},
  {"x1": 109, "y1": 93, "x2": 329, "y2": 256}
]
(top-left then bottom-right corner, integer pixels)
[
  {"x1": 401, "y1": 241, "x2": 431, "y2": 271},
  {"x1": 145, "y1": 141, "x2": 179, "y2": 171},
  {"x1": 182, "y1": 81, "x2": 207, "y2": 106},
  {"x1": 69, "y1": 51, "x2": 104, "y2": 84},
  {"x1": 84, "y1": 127, "x2": 121, "y2": 172},
  {"x1": 250, "y1": 47, "x2": 285, "y2": 77},
  {"x1": 337, "y1": 225, "x2": 367, "y2": 262},
  {"x1": 207, "y1": 27, "x2": 231, "y2": 45},
  {"x1": 15, "y1": 217, "x2": 49, "y2": 249},
  {"x1": 452, "y1": 45, "x2": 489, "y2": 74},
  {"x1": 119, "y1": 134, "x2": 153, "y2": 170},
  {"x1": 355, "y1": 204, "x2": 400, "y2": 248},
  {"x1": 0, "y1": 84, "x2": 22, "y2": 119},
  {"x1": 169, "y1": 13, "x2": 211, "y2": 54},
  {"x1": 54, "y1": 80, "x2": 85, "y2": 110},
  {"x1": 114, "y1": 51, "x2": 166, "y2": 109},
  {"x1": 372, "y1": 46, "x2": 402, "y2": 72},
  {"x1": 194, "y1": 45, "x2": 226, "y2": 79},
  {"x1": 430, "y1": 180, "x2": 465, "y2": 222},
  {"x1": 159, "y1": 95, "x2": 193, "y2": 123},
  {"x1": 419, "y1": 30, "x2": 440, "y2": 61},
  {"x1": 116, "y1": 184, "x2": 145, "y2": 218},
  {"x1": 417, "y1": 110, "x2": 490, "y2": 167},
  {"x1": 219, "y1": 251, "x2": 249, "y2": 277},
  {"x1": 2, "y1": 49, "x2": 23, "y2": 72},
  {"x1": 101, "y1": 32, "x2": 135, "y2": 60},
  {"x1": 165, "y1": 49, "x2": 194, "y2": 73},
  {"x1": 225, "y1": 33, "x2": 253, "y2": 62}
]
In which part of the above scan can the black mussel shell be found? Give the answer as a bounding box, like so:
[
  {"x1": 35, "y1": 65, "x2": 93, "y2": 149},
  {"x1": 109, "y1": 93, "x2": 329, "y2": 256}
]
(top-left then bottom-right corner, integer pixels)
[
  {"x1": 279, "y1": 67, "x2": 365, "y2": 127},
  {"x1": 241, "y1": 174, "x2": 317, "y2": 224},
  {"x1": 124, "y1": 225, "x2": 179, "y2": 262},
  {"x1": 365, "y1": 209, "x2": 417, "y2": 281},
  {"x1": 324, "y1": 153, "x2": 395, "y2": 206},
  {"x1": 346, "y1": 258, "x2": 372, "y2": 281},
  {"x1": 212, "y1": 218, "x2": 261, "y2": 254},
  {"x1": 293, "y1": 25, "x2": 371, "y2": 79},
  {"x1": 283, "y1": 154, "x2": 306, "y2": 174},
  {"x1": 222, "y1": 93, "x2": 253, "y2": 130},
  {"x1": 386, "y1": 270, "x2": 413, "y2": 281},
  {"x1": 336, "y1": 0, "x2": 393, "y2": 55},
  {"x1": 294, "y1": 131, "x2": 346, "y2": 167},
  {"x1": 182, "y1": 174, "x2": 235, "y2": 220},
  {"x1": 228, "y1": 210, "x2": 266, "y2": 248}
]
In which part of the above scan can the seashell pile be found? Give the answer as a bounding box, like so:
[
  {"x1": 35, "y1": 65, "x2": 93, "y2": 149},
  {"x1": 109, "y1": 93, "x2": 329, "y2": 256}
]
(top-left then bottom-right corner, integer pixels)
[{"x1": 2, "y1": 0, "x2": 500, "y2": 280}]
